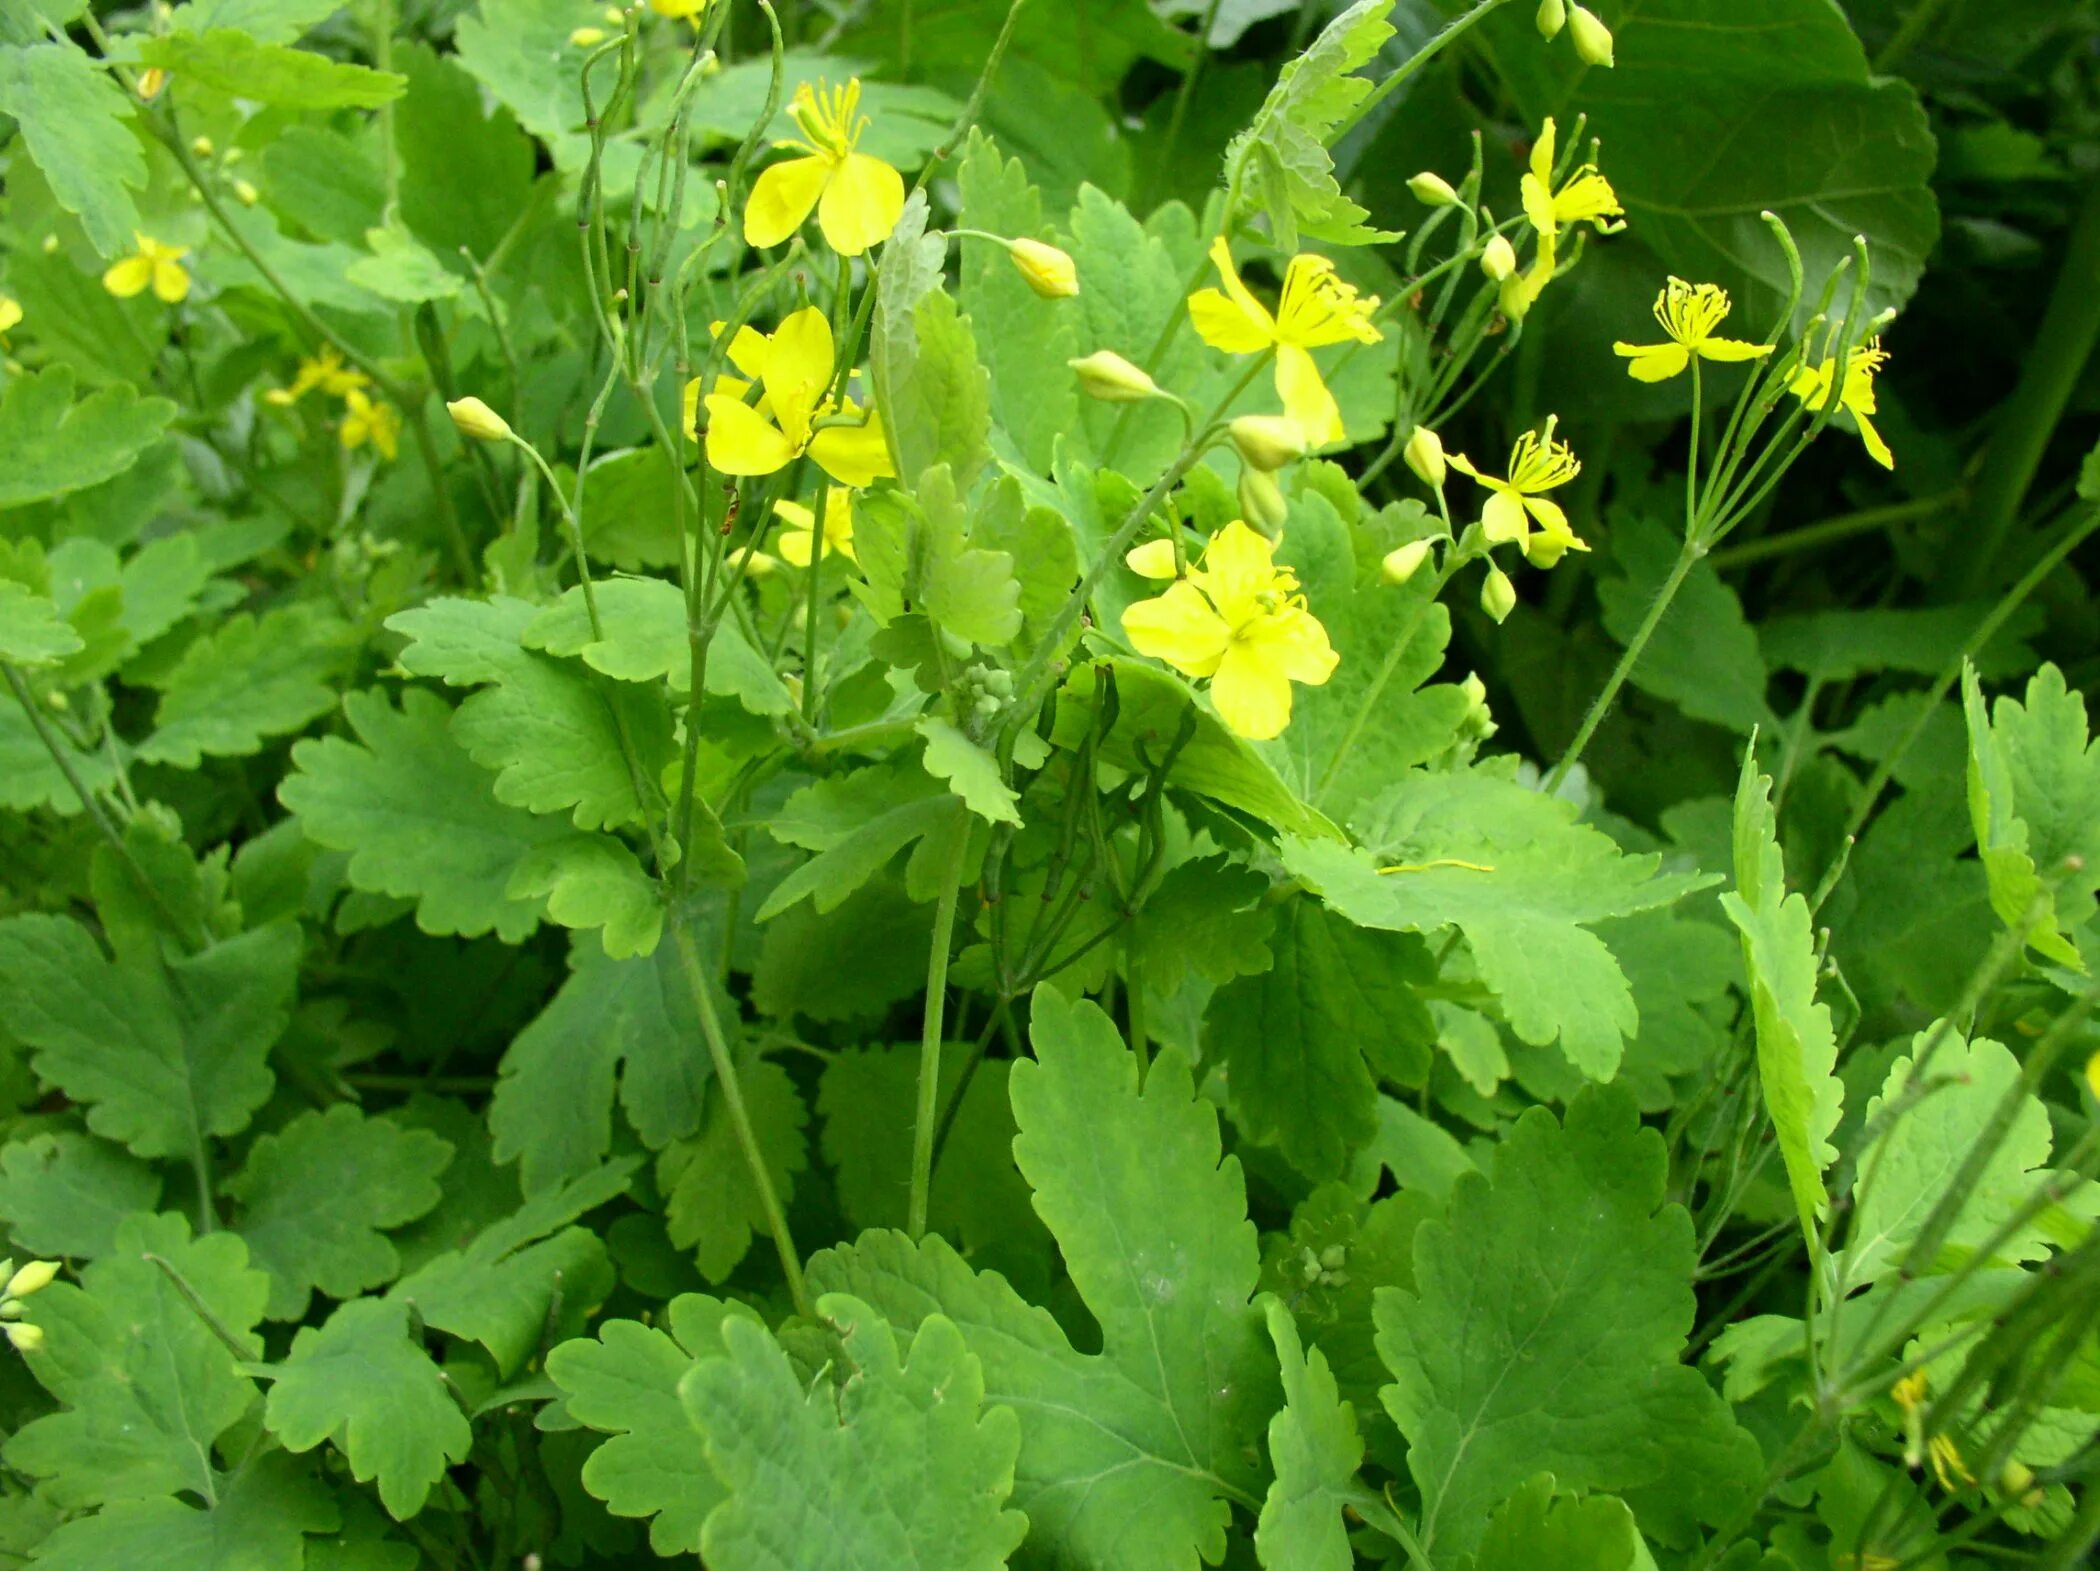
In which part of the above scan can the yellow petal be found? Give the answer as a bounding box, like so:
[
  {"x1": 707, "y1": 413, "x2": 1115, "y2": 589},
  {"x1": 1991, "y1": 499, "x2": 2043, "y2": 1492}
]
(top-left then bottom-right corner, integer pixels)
[
  {"x1": 1614, "y1": 341, "x2": 1689, "y2": 382},
  {"x1": 1125, "y1": 538, "x2": 1181, "y2": 579},
  {"x1": 1480, "y1": 487, "x2": 1530, "y2": 543},
  {"x1": 1523, "y1": 494, "x2": 1572, "y2": 539},
  {"x1": 682, "y1": 377, "x2": 703, "y2": 438},
  {"x1": 1275, "y1": 343, "x2": 1343, "y2": 448},
  {"x1": 1188, "y1": 288, "x2": 1273, "y2": 355},
  {"x1": 1248, "y1": 606, "x2": 1338, "y2": 686},
  {"x1": 1695, "y1": 337, "x2": 1774, "y2": 364},
  {"x1": 704, "y1": 394, "x2": 797, "y2": 475},
  {"x1": 1445, "y1": 451, "x2": 1484, "y2": 481},
  {"x1": 1200, "y1": 520, "x2": 1280, "y2": 619},
  {"x1": 743, "y1": 154, "x2": 830, "y2": 249},
  {"x1": 102, "y1": 255, "x2": 154, "y2": 298},
  {"x1": 762, "y1": 306, "x2": 836, "y2": 446},
  {"x1": 816, "y1": 152, "x2": 905, "y2": 257},
  {"x1": 1209, "y1": 640, "x2": 1297, "y2": 740},
  {"x1": 717, "y1": 323, "x2": 770, "y2": 381},
  {"x1": 808, "y1": 417, "x2": 895, "y2": 488},
  {"x1": 1853, "y1": 407, "x2": 1895, "y2": 470},
  {"x1": 776, "y1": 525, "x2": 818, "y2": 567},
  {"x1": 1122, "y1": 581, "x2": 1230, "y2": 678}
]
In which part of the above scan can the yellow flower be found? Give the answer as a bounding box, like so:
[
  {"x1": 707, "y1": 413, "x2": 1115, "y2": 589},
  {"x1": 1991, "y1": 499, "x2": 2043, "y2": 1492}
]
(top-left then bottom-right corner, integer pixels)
[
  {"x1": 696, "y1": 307, "x2": 895, "y2": 488},
  {"x1": 1447, "y1": 418, "x2": 1588, "y2": 558},
  {"x1": 1790, "y1": 337, "x2": 1894, "y2": 470},
  {"x1": 266, "y1": 345, "x2": 370, "y2": 406},
  {"x1": 0, "y1": 295, "x2": 20, "y2": 340},
  {"x1": 744, "y1": 79, "x2": 905, "y2": 258},
  {"x1": 102, "y1": 232, "x2": 192, "y2": 304},
  {"x1": 775, "y1": 486, "x2": 856, "y2": 566},
  {"x1": 1614, "y1": 278, "x2": 1773, "y2": 382},
  {"x1": 1121, "y1": 519, "x2": 1338, "y2": 740},
  {"x1": 339, "y1": 388, "x2": 400, "y2": 461},
  {"x1": 1187, "y1": 238, "x2": 1382, "y2": 448},
  {"x1": 1509, "y1": 118, "x2": 1622, "y2": 310}
]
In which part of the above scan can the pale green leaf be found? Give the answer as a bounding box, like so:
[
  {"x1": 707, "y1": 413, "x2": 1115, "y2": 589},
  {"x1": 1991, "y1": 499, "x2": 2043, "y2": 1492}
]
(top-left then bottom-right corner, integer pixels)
[
  {"x1": 136, "y1": 30, "x2": 405, "y2": 108},
  {"x1": 1255, "y1": 1297, "x2": 1364, "y2": 1571},
  {"x1": 342, "y1": 225, "x2": 462, "y2": 302},
  {"x1": 916, "y1": 717, "x2": 1017, "y2": 824},
  {"x1": 1596, "y1": 516, "x2": 1769, "y2": 733},
  {"x1": 506, "y1": 834, "x2": 666, "y2": 959},
  {"x1": 520, "y1": 576, "x2": 793, "y2": 714},
  {"x1": 0, "y1": 42, "x2": 146, "y2": 257}
]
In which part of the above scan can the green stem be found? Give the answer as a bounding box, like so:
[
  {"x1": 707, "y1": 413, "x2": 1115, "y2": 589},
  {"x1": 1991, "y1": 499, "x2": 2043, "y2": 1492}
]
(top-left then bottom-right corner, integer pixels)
[
  {"x1": 908, "y1": 802, "x2": 972, "y2": 1241},
  {"x1": 1940, "y1": 173, "x2": 2100, "y2": 594},
  {"x1": 145, "y1": 1253, "x2": 258, "y2": 1360},
  {"x1": 669, "y1": 915, "x2": 812, "y2": 1321},
  {"x1": 1544, "y1": 539, "x2": 1700, "y2": 793},
  {"x1": 1332, "y1": 0, "x2": 1521, "y2": 142}
]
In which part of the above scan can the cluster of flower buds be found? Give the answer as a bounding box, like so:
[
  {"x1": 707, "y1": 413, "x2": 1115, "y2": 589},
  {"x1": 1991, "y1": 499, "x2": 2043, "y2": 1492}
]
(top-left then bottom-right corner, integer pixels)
[
  {"x1": 1536, "y1": 0, "x2": 1615, "y2": 66},
  {"x1": 1229, "y1": 414, "x2": 1308, "y2": 536},
  {"x1": 956, "y1": 663, "x2": 1017, "y2": 732},
  {"x1": 0, "y1": 1258, "x2": 58, "y2": 1354}
]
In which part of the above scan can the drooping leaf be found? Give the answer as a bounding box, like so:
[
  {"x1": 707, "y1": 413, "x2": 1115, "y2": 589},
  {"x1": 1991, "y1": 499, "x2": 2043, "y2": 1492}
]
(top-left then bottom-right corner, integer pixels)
[{"x1": 0, "y1": 367, "x2": 176, "y2": 508}]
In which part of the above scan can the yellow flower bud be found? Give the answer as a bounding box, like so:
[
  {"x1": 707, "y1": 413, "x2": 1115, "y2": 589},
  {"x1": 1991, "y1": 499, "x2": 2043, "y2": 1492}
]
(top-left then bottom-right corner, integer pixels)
[
  {"x1": 1408, "y1": 172, "x2": 1459, "y2": 208},
  {"x1": 1498, "y1": 272, "x2": 1535, "y2": 321},
  {"x1": 233, "y1": 179, "x2": 259, "y2": 207},
  {"x1": 1382, "y1": 539, "x2": 1433, "y2": 585},
  {"x1": 4, "y1": 1261, "x2": 58, "y2": 1299},
  {"x1": 569, "y1": 25, "x2": 608, "y2": 44},
  {"x1": 1481, "y1": 566, "x2": 1517, "y2": 623},
  {"x1": 2086, "y1": 1048, "x2": 2100, "y2": 1101},
  {"x1": 1537, "y1": 0, "x2": 1567, "y2": 37},
  {"x1": 1404, "y1": 425, "x2": 1446, "y2": 489},
  {"x1": 1480, "y1": 234, "x2": 1518, "y2": 282},
  {"x1": 1238, "y1": 466, "x2": 1290, "y2": 537},
  {"x1": 190, "y1": 135, "x2": 214, "y2": 158},
  {"x1": 4, "y1": 1322, "x2": 42, "y2": 1354},
  {"x1": 1125, "y1": 538, "x2": 1181, "y2": 580},
  {"x1": 727, "y1": 545, "x2": 777, "y2": 578},
  {"x1": 1569, "y1": 5, "x2": 1615, "y2": 66},
  {"x1": 447, "y1": 396, "x2": 513, "y2": 444},
  {"x1": 1008, "y1": 238, "x2": 1079, "y2": 299},
  {"x1": 1229, "y1": 414, "x2": 1306, "y2": 472},
  {"x1": 137, "y1": 66, "x2": 168, "y2": 101},
  {"x1": 1068, "y1": 350, "x2": 1159, "y2": 403}
]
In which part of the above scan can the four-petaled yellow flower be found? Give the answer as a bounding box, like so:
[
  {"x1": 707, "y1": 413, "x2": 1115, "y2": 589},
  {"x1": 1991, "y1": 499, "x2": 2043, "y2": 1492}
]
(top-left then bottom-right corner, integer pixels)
[
  {"x1": 1614, "y1": 278, "x2": 1773, "y2": 382},
  {"x1": 1790, "y1": 337, "x2": 1894, "y2": 470},
  {"x1": 744, "y1": 79, "x2": 905, "y2": 258},
  {"x1": 266, "y1": 345, "x2": 369, "y2": 406},
  {"x1": 1511, "y1": 117, "x2": 1622, "y2": 309},
  {"x1": 775, "y1": 486, "x2": 856, "y2": 566},
  {"x1": 1121, "y1": 519, "x2": 1339, "y2": 741},
  {"x1": 1188, "y1": 238, "x2": 1382, "y2": 448},
  {"x1": 339, "y1": 388, "x2": 400, "y2": 461},
  {"x1": 102, "y1": 232, "x2": 192, "y2": 304},
  {"x1": 697, "y1": 307, "x2": 894, "y2": 488},
  {"x1": 1448, "y1": 419, "x2": 1589, "y2": 561}
]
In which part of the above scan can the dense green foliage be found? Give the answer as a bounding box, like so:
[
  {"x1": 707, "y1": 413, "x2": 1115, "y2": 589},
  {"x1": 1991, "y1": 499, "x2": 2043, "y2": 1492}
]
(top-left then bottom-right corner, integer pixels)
[{"x1": 2, "y1": 1, "x2": 2100, "y2": 1568}]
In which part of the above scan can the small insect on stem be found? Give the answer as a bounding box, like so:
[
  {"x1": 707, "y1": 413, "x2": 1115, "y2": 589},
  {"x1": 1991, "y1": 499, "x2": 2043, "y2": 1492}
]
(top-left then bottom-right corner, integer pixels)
[{"x1": 720, "y1": 483, "x2": 741, "y2": 535}]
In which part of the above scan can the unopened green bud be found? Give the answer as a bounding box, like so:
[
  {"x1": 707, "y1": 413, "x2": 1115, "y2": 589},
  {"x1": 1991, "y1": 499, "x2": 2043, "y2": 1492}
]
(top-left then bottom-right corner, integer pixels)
[
  {"x1": 1537, "y1": 0, "x2": 1567, "y2": 37},
  {"x1": 1569, "y1": 5, "x2": 1615, "y2": 66},
  {"x1": 1404, "y1": 425, "x2": 1446, "y2": 488},
  {"x1": 4, "y1": 1323, "x2": 41, "y2": 1354},
  {"x1": 1069, "y1": 350, "x2": 1159, "y2": 403},
  {"x1": 1480, "y1": 234, "x2": 1518, "y2": 282},
  {"x1": 3, "y1": 1261, "x2": 58, "y2": 1300},
  {"x1": 1408, "y1": 171, "x2": 1460, "y2": 208},
  {"x1": 1238, "y1": 466, "x2": 1289, "y2": 537},
  {"x1": 1481, "y1": 566, "x2": 1517, "y2": 623},
  {"x1": 448, "y1": 396, "x2": 513, "y2": 443},
  {"x1": 1382, "y1": 539, "x2": 1433, "y2": 585},
  {"x1": 1229, "y1": 414, "x2": 1306, "y2": 472},
  {"x1": 1498, "y1": 271, "x2": 1535, "y2": 321}
]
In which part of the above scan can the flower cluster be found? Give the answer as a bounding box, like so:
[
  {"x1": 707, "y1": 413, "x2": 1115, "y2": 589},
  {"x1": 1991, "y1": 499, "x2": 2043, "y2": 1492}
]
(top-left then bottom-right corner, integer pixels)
[{"x1": 268, "y1": 347, "x2": 400, "y2": 461}]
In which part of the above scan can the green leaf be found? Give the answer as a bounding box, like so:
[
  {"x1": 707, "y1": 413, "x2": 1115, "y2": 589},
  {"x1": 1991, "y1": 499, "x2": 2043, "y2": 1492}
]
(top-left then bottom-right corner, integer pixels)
[
  {"x1": 1064, "y1": 189, "x2": 1199, "y2": 477},
  {"x1": 136, "y1": 30, "x2": 406, "y2": 108},
  {"x1": 391, "y1": 40, "x2": 536, "y2": 261},
  {"x1": 807, "y1": 985, "x2": 1276, "y2": 1571},
  {"x1": 27, "y1": 1455, "x2": 338, "y2": 1571},
  {"x1": 0, "y1": 913, "x2": 297, "y2": 1160},
  {"x1": 1473, "y1": 1476, "x2": 1645, "y2": 1571},
  {"x1": 1961, "y1": 662, "x2": 2100, "y2": 967},
  {"x1": 1282, "y1": 769, "x2": 1711, "y2": 1077},
  {"x1": 0, "y1": 697, "x2": 115, "y2": 815},
  {"x1": 1718, "y1": 751, "x2": 1843, "y2": 1248},
  {"x1": 490, "y1": 941, "x2": 711, "y2": 1196},
  {"x1": 0, "y1": 1132, "x2": 161, "y2": 1259},
  {"x1": 264, "y1": 1297, "x2": 474, "y2": 1520},
  {"x1": 1131, "y1": 856, "x2": 1276, "y2": 992},
  {"x1": 343, "y1": 225, "x2": 462, "y2": 302},
  {"x1": 916, "y1": 717, "x2": 1017, "y2": 824},
  {"x1": 1596, "y1": 516, "x2": 1769, "y2": 733},
  {"x1": 1224, "y1": 0, "x2": 1398, "y2": 250},
  {"x1": 176, "y1": 0, "x2": 350, "y2": 45},
  {"x1": 1845, "y1": 1027, "x2": 2054, "y2": 1284},
  {"x1": 1762, "y1": 604, "x2": 2036, "y2": 681},
  {"x1": 854, "y1": 466, "x2": 1022, "y2": 648},
  {"x1": 1374, "y1": 1086, "x2": 1760, "y2": 1564},
  {"x1": 757, "y1": 764, "x2": 950, "y2": 920},
  {"x1": 0, "y1": 42, "x2": 146, "y2": 257},
  {"x1": 228, "y1": 1104, "x2": 453, "y2": 1320},
  {"x1": 544, "y1": 1295, "x2": 761, "y2": 1555},
  {"x1": 519, "y1": 577, "x2": 793, "y2": 715},
  {"x1": 506, "y1": 834, "x2": 666, "y2": 959},
  {"x1": 658, "y1": 1055, "x2": 809, "y2": 1283},
  {"x1": 0, "y1": 580, "x2": 85, "y2": 666},
  {"x1": 453, "y1": 0, "x2": 599, "y2": 166},
  {"x1": 7, "y1": 1213, "x2": 268, "y2": 1511},
  {"x1": 681, "y1": 1297, "x2": 1027, "y2": 1571},
  {"x1": 0, "y1": 367, "x2": 177, "y2": 508},
  {"x1": 1211, "y1": 898, "x2": 1432, "y2": 1181},
  {"x1": 138, "y1": 604, "x2": 355, "y2": 767},
  {"x1": 279, "y1": 687, "x2": 578, "y2": 942},
  {"x1": 1255, "y1": 1297, "x2": 1365, "y2": 1571},
  {"x1": 867, "y1": 193, "x2": 959, "y2": 483}
]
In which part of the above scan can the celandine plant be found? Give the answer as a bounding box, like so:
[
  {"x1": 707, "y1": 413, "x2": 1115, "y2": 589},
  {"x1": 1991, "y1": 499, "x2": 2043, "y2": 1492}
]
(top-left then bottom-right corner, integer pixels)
[{"x1": 0, "y1": 0, "x2": 2097, "y2": 1568}]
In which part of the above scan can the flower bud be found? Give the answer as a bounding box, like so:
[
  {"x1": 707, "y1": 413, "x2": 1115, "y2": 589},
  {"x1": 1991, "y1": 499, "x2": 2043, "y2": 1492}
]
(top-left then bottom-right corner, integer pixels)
[
  {"x1": 447, "y1": 396, "x2": 513, "y2": 444},
  {"x1": 1999, "y1": 1460, "x2": 2038, "y2": 1500},
  {"x1": 1238, "y1": 466, "x2": 1289, "y2": 537},
  {"x1": 1480, "y1": 234, "x2": 1518, "y2": 282},
  {"x1": 569, "y1": 25, "x2": 608, "y2": 44},
  {"x1": 1229, "y1": 414, "x2": 1306, "y2": 472},
  {"x1": 1498, "y1": 272, "x2": 1535, "y2": 321},
  {"x1": 1569, "y1": 5, "x2": 1615, "y2": 66},
  {"x1": 1480, "y1": 566, "x2": 1517, "y2": 623},
  {"x1": 4, "y1": 1322, "x2": 42, "y2": 1354},
  {"x1": 233, "y1": 179, "x2": 260, "y2": 207},
  {"x1": 1069, "y1": 350, "x2": 1159, "y2": 403},
  {"x1": 727, "y1": 545, "x2": 777, "y2": 578},
  {"x1": 1382, "y1": 539, "x2": 1432, "y2": 585},
  {"x1": 4, "y1": 1261, "x2": 58, "y2": 1300},
  {"x1": 1537, "y1": 0, "x2": 1567, "y2": 37},
  {"x1": 2086, "y1": 1048, "x2": 2100, "y2": 1101},
  {"x1": 1125, "y1": 538, "x2": 1181, "y2": 580},
  {"x1": 1524, "y1": 531, "x2": 1570, "y2": 570},
  {"x1": 137, "y1": 66, "x2": 168, "y2": 101},
  {"x1": 1408, "y1": 171, "x2": 1459, "y2": 208},
  {"x1": 1404, "y1": 425, "x2": 1446, "y2": 488},
  {"x1": 1008, "y1": 238, "x2": 1079, "y2": 299},
  {"x1": 190, "y1": 135, "x2": 214, "y2": 158}
]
